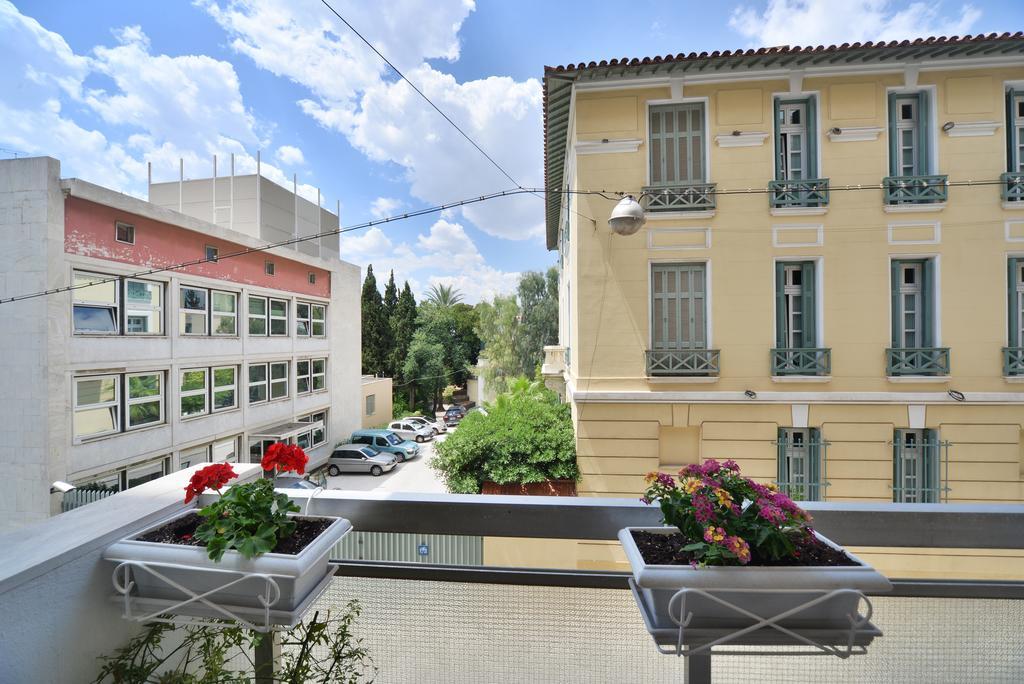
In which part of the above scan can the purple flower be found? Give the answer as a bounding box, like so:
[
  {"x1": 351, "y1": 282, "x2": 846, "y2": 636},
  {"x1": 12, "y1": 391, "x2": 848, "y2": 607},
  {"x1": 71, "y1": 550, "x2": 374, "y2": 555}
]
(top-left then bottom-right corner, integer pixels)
[
  {"x1": 656, "y1": 472, "x2": 676, "y2": 489},
  {"x1": 748, "y1": 480, "x2": 771, "y2": 498},
  {"x1": 756, "y1": 498, "x2": 786, "y2": 525},
  {"x1": 702, "y1": 459, "x2": 722, "y2": 474},
  {"x1": 692, "y1": 492, "x2": 715, "y2": 524},
  {"x1": 639, "y1": 496, "x2": 651, "y2": 505},
  {"x1": 722, "y1": 459, "x2": 740, "y2": 471}
]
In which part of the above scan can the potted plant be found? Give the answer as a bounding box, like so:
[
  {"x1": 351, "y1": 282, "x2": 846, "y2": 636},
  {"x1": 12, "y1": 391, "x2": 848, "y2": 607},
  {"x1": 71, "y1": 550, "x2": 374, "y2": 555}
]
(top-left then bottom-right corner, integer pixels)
[
  {"x1": 619, "y1": 459, "x2": 891, "y2": 649},
  {"x1": 104, "y1": 443, "x2": 351, "y2": 625}
]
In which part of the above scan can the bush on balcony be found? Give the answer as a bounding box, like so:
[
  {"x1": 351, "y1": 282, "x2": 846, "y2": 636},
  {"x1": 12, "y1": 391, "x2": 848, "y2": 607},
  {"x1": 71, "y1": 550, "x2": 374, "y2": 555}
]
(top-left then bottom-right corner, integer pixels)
[{"x1": 431, "y1": 379, "x2": 577, "y2": 494}]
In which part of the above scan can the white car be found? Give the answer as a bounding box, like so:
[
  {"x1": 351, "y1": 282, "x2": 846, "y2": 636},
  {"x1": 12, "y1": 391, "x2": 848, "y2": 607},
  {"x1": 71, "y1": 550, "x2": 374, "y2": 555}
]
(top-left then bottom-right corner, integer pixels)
[
  {"x1": 387, "y1": 420, "x2": 434, "y2": 443},
  {"x1": 405, "y1": 415, "x2": 446, "y2": 435}
]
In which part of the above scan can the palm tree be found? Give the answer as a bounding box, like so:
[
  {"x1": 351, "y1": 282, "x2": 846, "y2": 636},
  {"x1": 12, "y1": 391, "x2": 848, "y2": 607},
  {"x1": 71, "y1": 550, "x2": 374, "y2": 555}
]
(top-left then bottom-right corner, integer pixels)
[{"x1": 424, "y1": 282, "x2": 464, "y2": 307}]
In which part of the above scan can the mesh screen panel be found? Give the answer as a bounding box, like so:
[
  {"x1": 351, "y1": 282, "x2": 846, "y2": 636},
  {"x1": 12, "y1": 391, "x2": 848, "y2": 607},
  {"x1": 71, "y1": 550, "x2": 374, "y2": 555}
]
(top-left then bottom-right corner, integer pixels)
[{"x1": 310, "y1": 577, "x2": 1024, "y2": 683}]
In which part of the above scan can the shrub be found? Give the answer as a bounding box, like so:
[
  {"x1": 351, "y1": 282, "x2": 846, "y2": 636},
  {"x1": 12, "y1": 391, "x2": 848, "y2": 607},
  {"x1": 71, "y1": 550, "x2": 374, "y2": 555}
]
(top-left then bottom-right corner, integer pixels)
[
  {"x1": 431, "y1": 386, "x2": 577, "y2": 494},
  {"x1": 442, "y1": 384, "x2": 458, "y2": 404}
]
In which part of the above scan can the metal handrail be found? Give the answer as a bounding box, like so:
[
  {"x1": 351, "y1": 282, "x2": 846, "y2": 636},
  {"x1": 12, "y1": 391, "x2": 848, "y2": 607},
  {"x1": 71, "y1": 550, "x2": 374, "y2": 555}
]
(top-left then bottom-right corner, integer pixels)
[
  {"x1": 768, "y1": 178, "x2": 830, "y2": 208},
  {"x1": 886, "y1": 347, "x2": 951, "y2": 376},
  {"x1": 771, "y1": 347, "x2": 831, "y2": 376},
  {"x1": 1000, "y1": 172, "x2": 1024, "y2": 202},
  {"x1": 642, "y1": 183, "x2": 716, "y2": 212},
  {"x1": 882, "y1": 174, "x2": 948, "y2": 205},
  {"x1": 646, "y1": 348, "x2": 720, "y2": 376},
  {"x1": 1003, "y1": 346, "x2": 1024, "y2": 376}
]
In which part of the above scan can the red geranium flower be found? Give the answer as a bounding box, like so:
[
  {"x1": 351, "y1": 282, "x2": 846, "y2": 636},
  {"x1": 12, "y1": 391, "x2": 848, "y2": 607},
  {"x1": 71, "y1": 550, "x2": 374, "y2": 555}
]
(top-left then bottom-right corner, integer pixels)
[
  {"x1": 184, "y1": 462, "x2": 237, "y2": 503},
  {"x1": 260, "y1": 442, "x2": 308, "y2": 475}
]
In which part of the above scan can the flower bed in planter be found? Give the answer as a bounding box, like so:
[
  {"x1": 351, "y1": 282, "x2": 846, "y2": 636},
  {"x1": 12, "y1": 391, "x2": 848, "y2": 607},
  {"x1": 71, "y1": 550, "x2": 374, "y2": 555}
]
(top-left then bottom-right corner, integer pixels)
[
  {"x1": 104, "y1": 444, "x2": 352, "y2": 629},
  {"x1": 622, "y1": 461, "x2": 891, "y2": 653}
]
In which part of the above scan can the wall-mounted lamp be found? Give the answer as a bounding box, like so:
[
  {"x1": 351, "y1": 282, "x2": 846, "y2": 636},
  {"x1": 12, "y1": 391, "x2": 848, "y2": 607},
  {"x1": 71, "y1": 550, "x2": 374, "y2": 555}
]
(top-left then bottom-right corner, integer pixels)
[
  {"x1": 948, "y1": 389, "x2": 965, "y2": 402},
  {"x1": 942, "y1": 121, "x2": 955, "y2": 132},
  {"x1": 50, "y1": 481, "x2": 76, "y2": 494},
  {"x1": 829, "y1": 126, "x2": 842, "y2": 135},
  {"x1": 607, "y1": 195, "x2": 646, "y2": 236},
  {"x1": 744, "y1": 389, "x2": 757, "y2": 399}
]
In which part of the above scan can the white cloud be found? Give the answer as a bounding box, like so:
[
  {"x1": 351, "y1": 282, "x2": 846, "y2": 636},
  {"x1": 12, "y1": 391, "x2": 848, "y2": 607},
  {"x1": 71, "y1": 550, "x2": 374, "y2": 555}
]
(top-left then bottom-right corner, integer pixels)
[
  {"x1": 729, "y1": 1, "x2": 982, "y2": 47},
  {"x1": 339, "y1": 219, "x2": 519, "y2": 303},
  {"x1": 370, "y1": 196, "x2": 401, "y2": 218},
  {"x1": 275, "y1": 144, "x2": 305, "y2": 165},
  {"x1": 200, "y1": 0, "x2": 544, "y2": 242}
]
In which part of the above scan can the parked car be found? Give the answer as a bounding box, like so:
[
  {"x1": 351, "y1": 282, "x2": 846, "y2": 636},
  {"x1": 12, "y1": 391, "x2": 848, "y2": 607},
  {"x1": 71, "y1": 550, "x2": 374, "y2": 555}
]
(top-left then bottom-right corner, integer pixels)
[
  {"x1": 404, "y1": 415, "x2": 446, "y2": 435},
  {"x1": 443, "y1": 405, "x2": 467, "y2": 426},
  {"x1": 466, "y1": 406, "x2": 488, "y2": 417},
  {"x1": 350, "y1": 429, "x2": 420, "y2": 462},
  {"x1": 387, "y1": 419, "x2": 434, "y2": 443},
  {"x1": 327, "y1": 444, "x2": 398, "y2": 477}
]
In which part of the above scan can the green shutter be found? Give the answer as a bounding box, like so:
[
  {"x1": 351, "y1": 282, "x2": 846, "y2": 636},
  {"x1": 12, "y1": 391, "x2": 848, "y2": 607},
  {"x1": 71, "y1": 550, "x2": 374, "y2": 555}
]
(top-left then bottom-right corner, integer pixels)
[
  {"x1": 773, "y1": 97, "x2": 783, "y2": 180},
  {"x1": 892, "y1": 430, "x2": 903, "y2": 503},
  {"x1": 775, "y1": 262, "x2": 787, "y2": 347},
  {"x1": 922, "y1": 259, "x2": 935, "y2": 347},
  {"x1": 917, "y1": 91, "x2": 930, "y2": 175},
  {"x1": 888, "y1": 92, "x2": 899, "y2": 176},
  {"x1": 1006, "y1": 89, "x2": 1017, "y2": 172},
  {"x1": 806, "y1": 96, "x2": 818, "y2": 178},
  {"x1": 809, "y1": 427, "x2": 822, "y2": 501},
  {"x1": 777, "y1": 427, "x2": 787, "y2": 487},
  {"x1": 891, "y1": 260, "x2": 901, "y2": 347},
  {"x1": 1010, "y1": 258, "x2": 1020, "y2": 348},
  {"x1": 801, "y1": 261, "x2": 816, "y2": 348},
  {"x1": 923, "y1": 428, "x2": 939, "y2": 503}
]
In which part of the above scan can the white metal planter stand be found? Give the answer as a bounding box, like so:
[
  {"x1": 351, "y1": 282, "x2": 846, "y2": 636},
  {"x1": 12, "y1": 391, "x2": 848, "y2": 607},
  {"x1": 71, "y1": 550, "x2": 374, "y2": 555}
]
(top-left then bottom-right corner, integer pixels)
[{"x1": 628, "y1": 580, "x2": 881, "y2": 684}]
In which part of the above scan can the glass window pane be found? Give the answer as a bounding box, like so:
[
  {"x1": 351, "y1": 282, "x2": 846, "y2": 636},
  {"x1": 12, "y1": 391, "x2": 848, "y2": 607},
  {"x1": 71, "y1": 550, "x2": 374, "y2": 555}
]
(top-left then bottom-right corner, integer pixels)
[
  {"x1": 73, "y1": 273, "x2": 117, "y2": 305},
  {"x1": 74, "y1": 306, "x2": 117, "y2": 333},
  {"x1": 312, "y1": 375, "x2": 325, "y2": 391},
  {"x1": 181, "y1": 394, "x2": 206, "y2": 416},
  {"x1": 74, "y1": 407, "x2": 117, "y2": 437},
  {"x1": 271, "y1": 381, "x2": 287, "y2": 399},
  {"x1": 249, "y1": 316, "x2": 267, "y2": 335},
  {"x1": 271, "y1": 363, "x2": 288, "y2": 380},
  {"x1": 125, "y1": 310, "x2": 160, "y2": 334},
  {"x1": 213, "y1": 367, "x2": 235, "y2": 388},
  {"x1": 212, "y1": 292, "x2": 236, "y2": 313},
  {"x1": 180, "y1": 312, "x2": 207, "y2": 335},
  {"x1": 127, "y1": 461, "x2": 164, "y2": 488},
  {"x1": 126, "y1": 280, "x2": 160, "y2": 306},
  {"x1": 213, "y1": 390, "x2": 235, "y2": 410},
  {"x1": 128, "y1": 374, "x2": 160, "y2": 398},
  {"x1": 312, "y1": 321, "x2": 325, "y2": 336},
  {"x1": 296, "y1": 320, "x2": 310, "y2": 336},
  {"x1": 297, "y1": 378, "x2": 310, "y2": 394},
  {"x1": 212, "y1": 314, "x2": 237, "y2": 335},
  {"x1": 270, "y1": 300, "x2": 287, "y2": 316},
  {"x1": 77, "y1": 377, "x2": 117, "y2": 406},
  {"x1": 181, "y1": 370, "x2": 207, "y2": 392},
  {"x1": 298, "y1": 360, "x2": 310, "y2": 375},
  {"x1": 312, "y1": 305, "x2": 325, "y2": 321},
  {"x1": 129, "y1": 401, "x2": 162, "y2": 426},
  {"x1": 297, "y1": 303, "x2": 310, "y2": 318},
  {"x1": 249, "y1": 297, "x2": 266, "y2": 315},
  {"x1": 249, "y1": 364, "x2": 267, "y2": 383},
  {"x1": 312, "y1": 359, "x2": 325, "y2": 374},
  {"x1": 249, "y1": 384, "x2": 267, "y2": 403},
  {"x1": 180, "y1": 288, "x2": 207, "y2": 310},
  {"x1": 270, "y1": 319, "x2": 287, "y2": 335},
  {"x1": 296, "y1": 432, "x2": 311, "y2": 449}
]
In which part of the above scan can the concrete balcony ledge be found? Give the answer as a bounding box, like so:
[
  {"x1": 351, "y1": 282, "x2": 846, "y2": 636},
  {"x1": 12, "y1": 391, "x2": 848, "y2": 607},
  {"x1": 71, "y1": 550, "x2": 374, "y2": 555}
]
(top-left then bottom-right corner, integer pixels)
[{"x1": 541, "y1": 345, "x2": 566, "y2": 376}]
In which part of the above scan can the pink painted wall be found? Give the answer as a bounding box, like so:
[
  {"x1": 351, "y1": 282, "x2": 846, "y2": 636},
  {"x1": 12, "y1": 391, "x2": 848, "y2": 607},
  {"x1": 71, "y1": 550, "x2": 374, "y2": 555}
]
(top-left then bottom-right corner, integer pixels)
[{"x1": 64, "y1": 198, "x2": 330, "y2": 297}]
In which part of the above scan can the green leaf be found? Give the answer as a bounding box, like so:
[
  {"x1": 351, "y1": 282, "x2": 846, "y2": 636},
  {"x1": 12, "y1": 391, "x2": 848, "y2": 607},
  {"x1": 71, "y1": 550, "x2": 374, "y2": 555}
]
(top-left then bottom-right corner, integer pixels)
[{"x1": 681, "y1": 543, "x2": 706, "y2": 552}]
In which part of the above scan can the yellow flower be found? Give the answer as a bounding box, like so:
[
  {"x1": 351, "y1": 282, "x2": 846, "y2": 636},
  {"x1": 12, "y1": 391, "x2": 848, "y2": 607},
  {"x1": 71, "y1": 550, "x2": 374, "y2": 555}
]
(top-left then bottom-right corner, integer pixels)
[
  {"x1": 713, "y1": 488, "x2": 733, "y2": 507},
  {"x1": 683, "y1": 477, "x2": 703, "y2": 494},
  {"x1": 766, "y1": 482, "x2": 779, "y2": 492},
  {"x1": 644, "y1": 472, "x2": 658, "y2": 483}
]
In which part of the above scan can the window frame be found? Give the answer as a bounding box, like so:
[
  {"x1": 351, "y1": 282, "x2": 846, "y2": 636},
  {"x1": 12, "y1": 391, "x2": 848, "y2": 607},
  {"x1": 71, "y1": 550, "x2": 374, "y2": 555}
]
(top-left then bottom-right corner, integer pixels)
[
  {"x1": 205, "y1": 245, "x2": 219, "y2": 262},
  {"x1": 649, "y1": 261, "x2": 709, "y2": 350},
  {"x1": 773, "y1": 95, "x2": 818, "y2": 181},
  {"x1": 210, "y1": 290, "x2": 238, "y2": 336},
  {"x1": 73, "y1": 374, "x2": 121, "y2": 440},
  {"x1": 72, "y1": 271, "x2": 120, "y2": 335},
  {"x1": 269, "y1": 298, "x2": 289, "y2": 336},
  {"x1": 893, "y1": 428, "x2": 942, "y2": 503},
  {"x1": 125, "y1": 371, "x2": 164, "y2": 431},
  {"x1": 179, "y1": 286, "x2": 209, "y2": 336},
  {"x1": 248, "y1": 363, "x2": 269, "y2": 405},
  {"x1": 248, "y1": 295, "x2": 268, "y2": 336},
  {"x1": 265, "y1": 261, "x2": 276, "y2": 276},
  {"x1": 296, "y1": 359, "x2": 311, "y2": 395},
  {"x1": 212, "y1": 365, "x2": 238, "y2": 412},
  {"x1": 179, "y1": 368, "x2": 209, "y2": 419},
  {"x1": 269, "y1": 361, "x2": 289, "y2": 400},
  {"x1": 311, "y1": 358, "x2": 326, "y2": 391},
  {"x1": 1007, "y1": 88, "x2": 1024, "y2": 173},
  {"x1": 123, "y1": 278, "x2": 163, "y2": 335},
  {"x1": 777, "y1": 427, "x2": 823, "y2": 501},
  {"x1": 311, "y1": 304, "x2": 327, "y2": 337},
  {"x1": 887, "y1": 89, "x2": 933, "y2": 176},
  {"x1": 115, "y1": 221, "x2": 135, "y2": 245},
  {"x1": 365, "y1": 393, "x2": 376, "y2": 416},
  {"x1": 647, "y1": 100, "x2": 708, "y2": 187},
  {"x1": 774, "y1": 260, "x2": 817, "y2": 349},
  {"x1": 296, "y1": 302, "x2": 311, "y2": 337},
  {"x1": 299, "y1": 410, "x2": 328, "y2": 448},
  {"x1": 890, "y1": 258, "x2": 935, "y2": 349}
]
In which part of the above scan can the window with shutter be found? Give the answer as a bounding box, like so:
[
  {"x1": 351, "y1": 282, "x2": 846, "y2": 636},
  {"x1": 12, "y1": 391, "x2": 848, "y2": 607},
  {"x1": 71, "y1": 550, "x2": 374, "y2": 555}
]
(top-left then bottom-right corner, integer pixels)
[
  {"x1": 649, "y1": 103, "x2": 706, "y2": 186},
  {"x1": 1008, "y1": 89, "x2": 1024, "y2": 173},
  {"x1": 888, "y1": 92, "x2": 930, "y2": 176},
  {"x1": 775, "y1": 262, "x2": 817, "y2": 349},
  {"x1": 891, "y1": 259, "x2": 934, "y2": 348},
  {"x1": 651, "y1": 263, "x2": 707, "y2": 350},
  {"x1": 777, "y1": 427, "x2": 823, "y2": 501},
  {"x1": 893, "y1": 429, "x2": 940, "y2": 503},
  {"x1": 774, "y1": 97, "x2": 817, "y2": 181}
]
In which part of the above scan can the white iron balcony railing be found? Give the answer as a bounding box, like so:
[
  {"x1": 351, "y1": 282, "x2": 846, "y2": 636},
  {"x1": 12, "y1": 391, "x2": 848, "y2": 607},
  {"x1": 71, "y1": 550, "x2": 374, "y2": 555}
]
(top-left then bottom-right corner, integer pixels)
[
  {"x1": 642, "y1": 183, "x2": 716, "y2": 212},
  {"x1": 646, "y1": 348, "x2": 720, "y2": 377}
]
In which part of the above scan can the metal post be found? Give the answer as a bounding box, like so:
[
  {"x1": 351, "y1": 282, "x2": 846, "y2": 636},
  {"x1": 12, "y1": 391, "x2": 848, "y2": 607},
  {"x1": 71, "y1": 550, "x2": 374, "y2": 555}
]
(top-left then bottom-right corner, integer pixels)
[
  {"x1": 316, "y1": 187, "x2": 321, "y2": 257},
  {"x1": 256, "y1": 150, "x2": 262, "y2": 236},
  {"x1": 146, "y1": 161, "x2": 151, "y2": 200},
  {"x1": 212, "y1": 154, "x2": 217, "y2": 224},
  {"x1": 178, "y1": 158, "x2": 184, "y2": 212},
  {"x1": 687, "y1": 654, "x2": 711, "y2": 684},
  {"x1": 254, "y1": 631, "x2": 279, "y2": 684},
  {"x1": 230, "y1": 153, "x2": 235, "y2": 231},
  {"x1": 293, "y1": 173, "x2": 298, "y2": 245}
]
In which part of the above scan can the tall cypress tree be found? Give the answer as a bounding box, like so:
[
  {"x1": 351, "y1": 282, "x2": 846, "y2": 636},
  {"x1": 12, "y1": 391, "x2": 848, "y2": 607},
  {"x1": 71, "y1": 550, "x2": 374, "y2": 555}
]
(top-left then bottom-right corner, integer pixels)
[
  {"x1": 382, "y1": 271, "x2": 399, "y2": 377},
  {"x1": 360, "y1": 265, "x2": 387, "y2": 375},
  {"x1": 390, "y1": 281, "x2": 418, "y2": 383}
]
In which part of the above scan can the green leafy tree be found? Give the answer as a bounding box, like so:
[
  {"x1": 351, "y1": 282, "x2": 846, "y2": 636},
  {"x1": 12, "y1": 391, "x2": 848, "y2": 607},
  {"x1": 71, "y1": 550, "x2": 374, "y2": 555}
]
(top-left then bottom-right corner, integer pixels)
[
  {"x1": 402, "y1": 333, "x2": 447, "y2": 411},
  {"x1": 382, "y1": 270, "x2": 399, "y2": 376},
  {"x1": 424, "y1": 282, "x2": 464, "y2": 307},
  {"x1": 431, "y1": 383, "x2": 577, "y2": 494},
  {"x1": 389, "y1": 281, "x2": 417, "y2": 381},
  {"x1": 475, "y1": 294, "x2": 522, "y2": 395},
  {"x1": 360, "y1": 265, "x2": 387, "y2": 375},
  {"x1": 451, "y1": 302, "x2": 483, "y2": 366},
  {"x1": 516, "y1": 267, "x2": 559, "y2": 374}
]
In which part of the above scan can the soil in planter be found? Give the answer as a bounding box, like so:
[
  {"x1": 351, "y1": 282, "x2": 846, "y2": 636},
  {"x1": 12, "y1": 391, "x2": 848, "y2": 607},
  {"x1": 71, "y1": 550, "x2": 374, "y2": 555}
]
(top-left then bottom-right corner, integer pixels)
[
  {"x1": 632, "y1": 530, "x2": 859, "y2": 567},
  {"x1": 137, "y1": 513, "x2": 333, "y2": 556}
]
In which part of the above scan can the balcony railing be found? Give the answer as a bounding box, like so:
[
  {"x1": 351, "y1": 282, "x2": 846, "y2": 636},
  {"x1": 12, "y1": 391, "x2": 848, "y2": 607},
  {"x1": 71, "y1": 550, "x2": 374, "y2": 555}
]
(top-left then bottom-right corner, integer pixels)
[
  {"x1": 771, "y1": 347, "x2": 831, "y2": 376},
  {"x1": 2, "y1": 466, "x2": 1024, "y2": 684},
  {"x1": 768, "y1": 178, "x2": 830, "y2": 208},
  {"x1": 646, "y1": 348, "x2": 720, "y2": 376},
  {"x1": 882, "y1": 174, "x2": 948, "y2": 205},
  {"x1": 886, "y1": 347, "x2": 951, "y2": 376},
  {"x1": 1004, "y1": 347, "x2": 1024, "y2": 376},
  {"x1": 541, "y1": 345, "x2": 566, "y2": 377},
  {"x1": 642, "y1": 183, "x2": 716, "y2": 212},
  {"x1": 1001, "y1": 172, "x2": 1024, "y2": 203}
]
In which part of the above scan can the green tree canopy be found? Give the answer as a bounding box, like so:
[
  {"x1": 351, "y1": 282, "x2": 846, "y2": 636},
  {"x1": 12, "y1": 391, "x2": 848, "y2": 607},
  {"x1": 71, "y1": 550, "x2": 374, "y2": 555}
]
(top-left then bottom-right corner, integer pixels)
[
  {"x1": 382, "y1": 271, "x2": 399, "y2": 376},
  {"x1": 516, "y1": 267, "x2": 559, "y2": 374},
  {"x1": 424, "y1": 282, "x2": 464, "y2": 307},
  {"x1": 389, "y1": 281, "x2": 417, "y2": 383},
  {"x1": 401, "y1": 333, "x2": 447, "y2": 410},
  {"x1": 360, "y1": 265, "x2": 387, "y2": 375},
  {"x1": 474, "y1": 294, "x2": 521, "y2": 395}
]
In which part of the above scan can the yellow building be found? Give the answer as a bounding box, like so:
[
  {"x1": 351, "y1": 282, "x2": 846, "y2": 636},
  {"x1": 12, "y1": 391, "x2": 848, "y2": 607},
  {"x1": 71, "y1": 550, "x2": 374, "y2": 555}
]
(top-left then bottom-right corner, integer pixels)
[{"x1": 536, "y1": 35, "x2": 1024, "y2": 577}]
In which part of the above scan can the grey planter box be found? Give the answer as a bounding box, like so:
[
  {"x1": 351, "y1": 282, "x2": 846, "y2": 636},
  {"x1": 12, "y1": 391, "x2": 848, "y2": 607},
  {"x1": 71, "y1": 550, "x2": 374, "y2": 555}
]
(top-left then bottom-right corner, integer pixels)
[
  {"x1": 619, "y1": 526, "x2": 891, "y2": 650},
  {"x1": 105, "y1": 510, "x2": 352, "y2": 627}
]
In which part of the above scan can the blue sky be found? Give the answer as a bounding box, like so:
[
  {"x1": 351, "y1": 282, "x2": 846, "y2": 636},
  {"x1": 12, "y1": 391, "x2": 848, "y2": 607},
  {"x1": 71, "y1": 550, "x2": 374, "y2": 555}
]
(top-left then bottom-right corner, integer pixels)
[{"x1": 3, "y1": 0, "x2": 1021, "y2": 301}]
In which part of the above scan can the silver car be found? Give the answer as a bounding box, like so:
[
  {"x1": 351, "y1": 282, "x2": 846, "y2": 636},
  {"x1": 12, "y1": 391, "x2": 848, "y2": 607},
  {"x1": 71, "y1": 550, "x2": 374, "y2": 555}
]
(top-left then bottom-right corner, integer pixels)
[
  {"x1": 387, "y1": 420, "x2": 434, "y2": 443},
  {"x1": 405, "y1": 415, "x2": 446, "y2": 435},
  {"x1": 327, "y1": 444, "x2": 398, "y2": 477}
]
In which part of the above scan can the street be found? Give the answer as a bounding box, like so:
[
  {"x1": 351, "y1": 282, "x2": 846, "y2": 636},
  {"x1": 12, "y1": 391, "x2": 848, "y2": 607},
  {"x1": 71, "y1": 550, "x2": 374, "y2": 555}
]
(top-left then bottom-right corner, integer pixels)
[{"x1": 322, "y1": 430, "x2": 450, "y2": 493}]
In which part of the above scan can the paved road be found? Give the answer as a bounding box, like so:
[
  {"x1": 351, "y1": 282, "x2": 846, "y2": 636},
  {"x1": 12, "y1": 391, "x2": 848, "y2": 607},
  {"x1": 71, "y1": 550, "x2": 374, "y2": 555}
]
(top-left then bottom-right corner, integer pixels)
[{"x1": 322, "y1": 431, "x2": 450, "y2": 493}]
